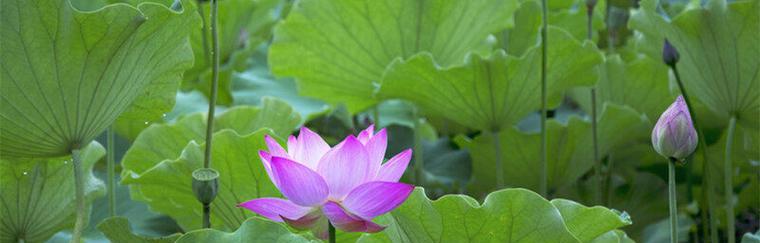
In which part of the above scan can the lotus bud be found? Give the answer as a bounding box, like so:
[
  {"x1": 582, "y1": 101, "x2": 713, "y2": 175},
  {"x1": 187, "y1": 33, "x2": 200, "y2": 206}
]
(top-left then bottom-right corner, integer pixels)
[
  {"x1": 652, "y1": 96, "x2": 698, "y2": 162},
  {"x1": 662, "y1": 39, "x2": 680, "y2": 67}
]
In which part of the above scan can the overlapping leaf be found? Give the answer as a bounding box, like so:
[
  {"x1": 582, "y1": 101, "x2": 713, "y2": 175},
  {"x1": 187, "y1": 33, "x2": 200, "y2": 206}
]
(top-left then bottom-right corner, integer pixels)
[
  {"x1": 121, "y1": 97, "x2": 300, "y2": 175},
  {"x1": 570, "y1": 55, "x2": 674, "y2": 122},
  {"x1": 379, "y1": 27, "x2": 603, "y2": 131},
  {"x1": 0, "y1": 0, "x2": 198, "y2": 157},
  {"x1": 97, "y1": 216, "x2": 181, "y2": 243},
  {"x1": 630, "y1": 0, "x2": 760, "y2": 129},
  {"x1": 0, "y1": 142, "x2": 105, "y2": 242},
  {"x1": 455, "y1": 104, "x2": 648, "y2": 196},
  {"x1": 269, "y1": 0, "x2": 519, "y2": 113}
]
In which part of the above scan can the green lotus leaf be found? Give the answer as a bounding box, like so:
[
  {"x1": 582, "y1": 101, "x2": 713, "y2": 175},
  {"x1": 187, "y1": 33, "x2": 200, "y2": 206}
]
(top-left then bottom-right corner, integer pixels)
[
  {"x1": 629, "y1": 0, "x2": 760, "y2": 129},
  {"x1": 360, "y1": 188, "x2": 630, "y2": 243},
  {"x1": 590, "y1": 230, "x2": 635, "y2": 243},
  {"x1": 0, "y1": 0, "x2": 198, "y2": 158},
  {"x1": 379, "y1": 27, "x2": 602, "y2": 131},
  {"x1": 123, "y1": 129, "x2": 281, "y2": 230},
  {"x1": 0, "y1": 142, "x2": 105, "y2": 242},
  {"x1": 175, "y1": 217, "x2": 313, "y2": 243},
  {"x1": 97, "y1": 216, "x2": 181, "y2": 243},
  {"x1": 121, "y1": 97, "x2": 300, "y2": 176},
  {"x1": 269, "y1": 0, "x2": 520, "y2": 113},
  {"x1": 183, "y1": 0, "x2": 282, "y2": 105},
  {"x1": 570, "y1": 55, "x2": 673, "y2": 122},
  {"x1": 455, "y1": 104, "x2": 648, "y2": 196},
  {"x1": 551, "y1": 199, "x2": 632, "y2": 242}
]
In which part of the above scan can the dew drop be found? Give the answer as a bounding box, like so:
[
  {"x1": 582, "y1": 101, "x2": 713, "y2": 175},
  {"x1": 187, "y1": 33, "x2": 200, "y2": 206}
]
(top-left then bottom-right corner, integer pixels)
[
  {"x1": 162, "y1": 113, "x2": 167, "y2": 117},
  {"x1": 63, "y1": 160, "x2": 69, "y2": 164},
  {"x1": 22, "y1": 171, "x2": 28, "y2": 175},
  {"x1": 144, "y1": 121, "x2": 149, "y2": 125}
]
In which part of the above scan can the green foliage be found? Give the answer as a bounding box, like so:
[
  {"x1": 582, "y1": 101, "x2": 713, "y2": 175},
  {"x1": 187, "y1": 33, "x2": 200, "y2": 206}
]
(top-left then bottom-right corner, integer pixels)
[
  {"x1": 269, "y1": 0, "x2": 519, "y2": 113},
  {"x1": 0, "y1": 142, "x2": 105, "y2": 242},
  {"x1": 379, "y1": 27, "x2": 602, "y2": 131},
  {"x1": 358, "y1": 188, "x2": 630, "y2": 243},
  {"x1": 0, "y1": 0, "x2": 198, "y2": 157},
  {"x1": 630, "y1": 0, "x2": 760, "y2": 129},
  {"x1": 456, "y1": 104, "x2": 647, "y2": 196}
]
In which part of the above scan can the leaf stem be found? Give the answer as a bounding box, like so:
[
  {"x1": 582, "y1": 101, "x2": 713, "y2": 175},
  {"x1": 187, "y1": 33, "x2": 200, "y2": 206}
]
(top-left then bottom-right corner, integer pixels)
[
  {"x1": 200, "y1": 0, "x2": 220, "y2": 229},
  {"x1": 538, "y1": 0, "x2": 548, "y2": 198},
  {"x1": 670, "y1": 64, "x2": 717, "y2": 243},
  {"x1": 328, "y1": 222, "x2": 336, "y2": 243},
  {"x1": 107, "y1": 127, "x2": 116, "y2": 217},
  {"x1": 492, "y1": 130, "x2": 504, "y2": 188},
  {"x1": 71, "y1": 148, "x2": 85, "y2": 243},
  {"x1": 668, "y1": 159, "x2": 678, "y2": 243},
  {"x1": 724, "y1": 116, "x2": 737, "y2": 243},
  {"x1": 586, "y1": 1, "x2": 602, "y2": 206}
]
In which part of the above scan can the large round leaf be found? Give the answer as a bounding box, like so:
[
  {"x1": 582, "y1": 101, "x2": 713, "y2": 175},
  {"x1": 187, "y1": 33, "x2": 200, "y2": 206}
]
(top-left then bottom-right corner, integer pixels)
[
  {"x1": 0, "y1": 0, "x2": 198, "y2": 158},
  {"x1": 358, "y1": 188, "x2": 630, "y2": 243},
  {"x1": 269, "y1": 0, "x2": 519, "y2": 113},
  {"x1": 379, "y1": 27, "x2": 603, "y2": 131},
  {"x1": 0, "y1": 142, "x2": 105, "y2": 242},
  {"x1": 176, "y1": 217, "x2": 313, "y2": 243},
  {"x1": 629, "y1": 0, "x2": 760, "y2": 129}
]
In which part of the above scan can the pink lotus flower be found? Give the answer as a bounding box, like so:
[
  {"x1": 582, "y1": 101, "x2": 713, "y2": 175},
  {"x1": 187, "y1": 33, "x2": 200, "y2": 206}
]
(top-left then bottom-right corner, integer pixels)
[{"x1": 239, "y1": 125, "x2": 414, "y2": 238}]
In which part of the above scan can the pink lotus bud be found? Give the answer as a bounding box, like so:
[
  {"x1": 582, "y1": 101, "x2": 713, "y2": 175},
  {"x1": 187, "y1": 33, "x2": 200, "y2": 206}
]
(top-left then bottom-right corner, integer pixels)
[{"x1": 652, "y1": 96, "x2": 698, "y2": 161}]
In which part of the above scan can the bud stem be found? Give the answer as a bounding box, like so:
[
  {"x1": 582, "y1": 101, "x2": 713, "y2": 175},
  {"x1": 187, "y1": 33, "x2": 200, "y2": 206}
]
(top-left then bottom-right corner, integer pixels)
[
  {"x1": 538, "y1": 0, "x2": 549, "y2": 198},
  {"x1": 670, "y1": 65, "x2": 718, "y2": 243},
  {"x1": 724, "y1": 116, "x2": 737, "y2": 243},
  {"x1": 668, "y1": 159, "x2": 678, "y2": 243}
]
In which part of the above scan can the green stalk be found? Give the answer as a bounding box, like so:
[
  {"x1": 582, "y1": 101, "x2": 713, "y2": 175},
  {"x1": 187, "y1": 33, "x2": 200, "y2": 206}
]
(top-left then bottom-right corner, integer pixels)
[
  {"x1": 373, "y1": 106, "x2": 380, "y2": 127},
  {"x1": 538, "y1": 0, "x2": 548, "y2": 198},
  {"x1": 586, "y1": 1, "x2": 602, "y2": 206},
  {"x1": 671, "y1": 65, "x2": 717, "y2": 243},
  {"x1": 328, "y1": 223, "x2": 336, "y2": 243},
  {"x1": 107, "y1": 127, "x2": 116, "y2": 217},
  {"x1": 199, "y1": 0, "x2": 220, "y2": 229},
  {"x1": 724, "y1": 116, "x2": 737, "y2": 243},
  {"x1": 71, "y1": 149, "x2": 85, "y2": 243},
  {"x1": 493, "y1": 131, "x2": 504, "y2": 188},
  {"x1": 668, "y1": 159, "x2": 678, "y2": 243}
]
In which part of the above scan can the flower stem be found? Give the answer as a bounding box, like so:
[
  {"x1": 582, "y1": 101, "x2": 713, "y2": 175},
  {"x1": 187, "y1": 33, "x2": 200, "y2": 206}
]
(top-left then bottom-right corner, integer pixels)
[
  {"x1": 200, "y1": 0, "x2": 220, "y2": 229},
  {"x1": 328, "y1": 223, "x2": 336, "y2": 243},
  {"x1": 668, "y1": 159, "x2": 678, "y2": 243},
  {"x1": 538, "y1": 0, "x2": 549, "y2": 198},
  {"x1": 724, "y1": 116, "x2": 737, "y2": 243},
  {"x1": 71, "y1": 149, "x2": 85, "y2": 243},
  {"x1": 492, "y1": 130, "x2": 504, "y2": 188},
  {"x1": 670, "y1": 65, "x2": 717, "y2": 243},
  {"x1": 107, "y1": 127, "x2": 116, "y2": 217},
  {"x1": 586, "y1": 1, "x2": 602, "y2": 206}
]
